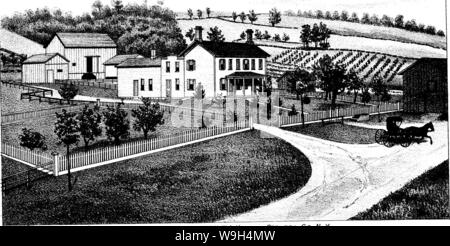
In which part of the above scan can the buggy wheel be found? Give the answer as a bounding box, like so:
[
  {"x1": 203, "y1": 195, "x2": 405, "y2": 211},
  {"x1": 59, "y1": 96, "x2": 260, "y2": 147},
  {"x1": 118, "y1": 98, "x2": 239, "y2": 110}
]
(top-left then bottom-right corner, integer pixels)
[
  {"x1": 401, "y1": 141, "x2": 411, "y2": 148},
  {"x1": 384, "y1": 140, "x2": 395, "y2": 148},
  {"x1": 375, "y1": 129, "x2": 386, "y2": 144}
]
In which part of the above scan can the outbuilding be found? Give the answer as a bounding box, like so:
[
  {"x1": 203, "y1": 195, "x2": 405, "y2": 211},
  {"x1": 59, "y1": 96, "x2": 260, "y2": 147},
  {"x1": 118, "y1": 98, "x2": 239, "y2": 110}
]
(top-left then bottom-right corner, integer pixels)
[
  {"x1": 103, "y1": 54, "x2": 143, "y2": 79},
  {"x1": 22, "y1": 53, "x2": 69, "y2": 83},
  {"x1": 117, "y1": 57, "x2": 162, "y2": 98}
]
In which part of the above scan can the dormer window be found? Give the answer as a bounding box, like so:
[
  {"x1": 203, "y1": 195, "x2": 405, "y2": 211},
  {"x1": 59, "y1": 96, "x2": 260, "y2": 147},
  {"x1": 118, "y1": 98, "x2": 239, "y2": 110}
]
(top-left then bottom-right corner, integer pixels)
[
  {"x1": 187, "y1": 60, "x2": 196, "y2": 71},
  {"x1": 219, "y1": 59, "x2": 226, "y2": 70}
]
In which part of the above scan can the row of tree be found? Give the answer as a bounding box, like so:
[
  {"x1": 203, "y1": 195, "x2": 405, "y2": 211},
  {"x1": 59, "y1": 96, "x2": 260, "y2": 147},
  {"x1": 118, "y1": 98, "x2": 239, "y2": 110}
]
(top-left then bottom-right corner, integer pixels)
[
  {"x1": 186, "y1": 7, "x2": 213, "y2": 19},
  {"x1": 294, "y1": 10, "x2": 445, "y2": 37},
  {"x1": 240, "y1": 30, "x2": 290, "y2": 42},
  {"x1": 1, "y1": 0, "x2": 187, "y2": 58},
  {"x1": 300, "y1": 22, "x2": 331, "y2": 49},
  {"x1": 0, "y1": 53, "x2": 27, "y2": 69},
  {"x1": 284, "y1": 54, "x2": 391, "y2": 126},
  {"x1": 230, "y1": 8, "x2": 282, "y2": 27}
]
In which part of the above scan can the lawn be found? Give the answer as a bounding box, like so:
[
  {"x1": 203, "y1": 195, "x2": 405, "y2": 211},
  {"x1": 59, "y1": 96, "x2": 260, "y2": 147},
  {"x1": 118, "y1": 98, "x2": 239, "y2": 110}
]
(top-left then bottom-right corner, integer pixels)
[
  {"x1": 283, "y1": 122, "x2": 378, "y2": 144},
  {"x1": 352, "y1": 160, "x2": 449, "y2": 220},
  {"x1": 281, "y1": 96, "x2": 372, "y2": 114},
  {"x1": 2, "y1": 130, "x2": 312, "y2": 224},
  {"x1": 32, "y1": 83, "x2": 119, "y2": 99}
]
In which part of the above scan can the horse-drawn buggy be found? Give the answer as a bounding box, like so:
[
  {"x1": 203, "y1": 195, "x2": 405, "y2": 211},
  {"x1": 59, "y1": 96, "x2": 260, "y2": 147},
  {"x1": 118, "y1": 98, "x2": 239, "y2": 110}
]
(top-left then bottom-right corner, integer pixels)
[{"x1": 375, "y1": 116, "x2": 434, "y2": 148}]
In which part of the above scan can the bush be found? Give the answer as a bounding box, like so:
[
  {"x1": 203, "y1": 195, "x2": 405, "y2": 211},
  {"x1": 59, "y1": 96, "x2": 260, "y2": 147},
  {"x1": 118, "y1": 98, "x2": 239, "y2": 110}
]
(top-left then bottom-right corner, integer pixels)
[
  {"x1": 19, "y1": 128, "x2": 47, "y2": 151},
  {"x1": 288, "y1": 104, "x2": 298, "y2": 116}
]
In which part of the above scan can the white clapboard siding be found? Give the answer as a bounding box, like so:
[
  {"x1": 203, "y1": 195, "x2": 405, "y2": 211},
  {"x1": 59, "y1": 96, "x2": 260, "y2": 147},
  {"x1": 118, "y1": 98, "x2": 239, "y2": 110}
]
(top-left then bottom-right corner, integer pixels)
[
  {"x1": 22, "y1": 54, "x2": 69, "y2": 83},
  {"x1": 65, "y1": 48, "x2": 117, "y2": 80}
]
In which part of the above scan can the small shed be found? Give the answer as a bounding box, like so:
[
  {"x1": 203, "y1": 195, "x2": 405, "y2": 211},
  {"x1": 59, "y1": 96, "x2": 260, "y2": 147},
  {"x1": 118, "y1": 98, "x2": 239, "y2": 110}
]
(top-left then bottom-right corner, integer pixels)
[
  {"x1": 22, "y1": 53, "x2": 69, "y2": 83},
  {"x1": 103, "y1": 54, "x2": 143, "y2": 79}
]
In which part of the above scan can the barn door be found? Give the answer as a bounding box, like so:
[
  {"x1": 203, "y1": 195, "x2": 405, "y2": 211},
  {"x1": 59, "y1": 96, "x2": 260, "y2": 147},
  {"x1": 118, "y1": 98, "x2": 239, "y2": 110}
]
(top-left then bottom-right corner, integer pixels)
[
  {"x1": 46, "y1": 70, "x2": 54, "y2": 83},
  {"x1": 133, "y1": 80, "x2": 139, "y2": 97},
  {"x1": 86, "y1": 57, "x2": 93, "y2": 73}
]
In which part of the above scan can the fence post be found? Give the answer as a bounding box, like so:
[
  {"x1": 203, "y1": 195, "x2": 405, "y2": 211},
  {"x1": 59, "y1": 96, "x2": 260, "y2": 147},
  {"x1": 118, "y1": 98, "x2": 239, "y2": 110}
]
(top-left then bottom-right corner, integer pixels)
[{"x1": 52, "y1": 153, "x2": 60, "y2": 176}]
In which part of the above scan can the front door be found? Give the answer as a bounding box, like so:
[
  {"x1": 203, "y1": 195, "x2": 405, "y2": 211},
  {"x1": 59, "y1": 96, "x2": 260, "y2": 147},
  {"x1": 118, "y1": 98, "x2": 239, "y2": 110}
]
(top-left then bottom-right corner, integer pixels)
[
  {"x1": 166, "y1": 79, "x2": 172, "y2": 98},
  {"x1": 133, "y1": 80, "x2": 139, "y2": 97},
  {"x1": 46, "y1": 70, "x2": 54, "y2": 83},
  {"x1": 86, "y1": 57, "x2": 93, "y2": 73}
]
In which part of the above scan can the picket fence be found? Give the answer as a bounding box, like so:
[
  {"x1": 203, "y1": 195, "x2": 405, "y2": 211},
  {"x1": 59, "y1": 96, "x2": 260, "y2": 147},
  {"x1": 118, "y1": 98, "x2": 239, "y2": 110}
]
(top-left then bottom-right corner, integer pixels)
[
  {"x1": 56, "y1": 121, "x2": 250, "y2": 174},
  {"x1": 280, "y1": 102, "x2": 401, "y2": 126},
  {"x1": 1, "y1": 143, "x2": 54, "y2": 173},
  {"x1": 1, "y1": 105, "x2": 85, "y2": 124}
]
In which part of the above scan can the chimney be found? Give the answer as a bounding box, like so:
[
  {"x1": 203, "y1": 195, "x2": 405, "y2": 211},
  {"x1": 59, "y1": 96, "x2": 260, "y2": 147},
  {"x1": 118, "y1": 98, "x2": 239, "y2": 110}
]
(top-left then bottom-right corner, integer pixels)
[
  {"x1": 150, "y1": 49, "x2": 156, "y2": 59},
  {"x1": 245, "y1": 29, "x2": 254, "y2": 44},
  {"x1": 195, "y1": 26, "x2": 203, "y2": 42}
]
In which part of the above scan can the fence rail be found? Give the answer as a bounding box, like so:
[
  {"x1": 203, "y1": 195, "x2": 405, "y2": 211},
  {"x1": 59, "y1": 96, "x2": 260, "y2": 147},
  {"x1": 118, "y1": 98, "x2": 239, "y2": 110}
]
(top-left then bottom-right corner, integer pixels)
[
  {"x1": 1, "y1": 105, "x2": 85, "y2": 124},
  {"x1": 1, "y1": 143, "x2": 53, "y2": 171},
  {"x1": 55, "y1": 79, "x2": 118, "y2": 89},
  {"x1": 57, "y1": 121, "x2": 249, "y2": 173}
]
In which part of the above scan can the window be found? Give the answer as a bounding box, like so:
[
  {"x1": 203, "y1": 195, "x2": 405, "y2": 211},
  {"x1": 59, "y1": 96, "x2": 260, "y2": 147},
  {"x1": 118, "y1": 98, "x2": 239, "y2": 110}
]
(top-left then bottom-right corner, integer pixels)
[
  {"x1": 166, "y1": 61, "x2": 170, "y2": 73},
  {"x1": 251, "y1": 59, "x2": 255, "y2": 70},
  {"x1": 219, "y1": 59, "x2": 226, "y2": 70},
  {"x1": 259, "y1": 59, "x2": 263, "y2": 70},
  {"x1": 57, "y1": 69, "x2": 63, "y2": 73},
  {"x1": 236, "y1": 59, "x2": 241, "y2": 70},
  {"x1": 220, "y1": 78, "x2": 227, "y2": 91},
  {"x1": 187, "y1": 60, "x2": 196, "y2": 71},
  {"x1": 187, "y1": 79, "x2": 195, "y2": 90},
  {"x1": 228, "y1": 59, "x2": 233, "y2": 70},
  {"x1": 175, "y1": 62, "x2": 180, "y2": 72},
  {"x1": 72, "y1": 63, "x2": 76, "y2": 66},
  {"x1": 140, "y1": 79, "x2": 145, "y2": 91},
  {"x1": 175, "y1": 79, "x2": 180, "y2": 90},
  {"x1": 148, "y1": 79, "x2": 153, "y2": 91},
  {"x1": 243, "y1": 59, "x2": 250, "y2": 70}
]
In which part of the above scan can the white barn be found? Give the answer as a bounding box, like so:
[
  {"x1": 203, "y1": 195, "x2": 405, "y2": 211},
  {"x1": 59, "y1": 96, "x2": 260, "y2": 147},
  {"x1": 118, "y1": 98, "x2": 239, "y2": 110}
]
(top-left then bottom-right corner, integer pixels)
[
  {"x1": 22, "y1": 53, "x2": 69, "y2": 83},
  {"x1": 45, "y1": 33, "x2": 117, "y2": 80},
  {"x1": 103, "y1": 54, "x2": 143, "y2": 79}
]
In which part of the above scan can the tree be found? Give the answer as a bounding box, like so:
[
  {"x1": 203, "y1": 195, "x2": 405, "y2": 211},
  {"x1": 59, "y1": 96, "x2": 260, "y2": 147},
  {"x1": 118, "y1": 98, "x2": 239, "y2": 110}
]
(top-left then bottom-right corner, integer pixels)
[
  {"x1": 131, "y1": 98, "x2": 165, "y2": 139},
  {"x1": 239, "y1": 12, "x2": 246, "y2": 23},
  {"x1": 404, "y1": 19, "x2": 418, "y2": 31},
  {"x1": 248, "y1": 10, "x2": 258, "y2": 24},
  {"x1": 55, "y1": 109, "x2": 79, "y2": 191},
  {"x1": 207, "y1": 26, "x2": 225, "y2": 42},
  {"x1": 361, "y1": 87, "x2": 372, "y2": 106},
  {"x1": 19, "y1": 128, "x2": 47, "y2": 151},
  {"x1": 370, "y1": 76, "x2": 388, "y2": 101},
  {"x1": 103, "y1": 104, "x2": 130, "y2": 145},
  {"x1": 273, "y1": 33, "x2": 281, "y2": 42},
  {"x1": 268, "y1": 8, "x2": 282, "y2": 27},
  {"x1": 361, "y1": 13, "x2": 371, "y2": 24},
  {"x1": 340, "y1": 11, "x2": 349, "y2": 21},
  {"x1": 282, "y1": 33, "x2": 290, "y2": 42},
  {"x1": 394, "y1": 15, "x2": 404, "y2": 28},
  {"x1": 76, "y1": 105, "x2": 102, "y2": 150},
  {"x1": 197, "y1": 9, "x2": 203, "y2": 19},
  {"x1": 315, "y1": 10, "x2": 324, "y2": 19},
  {"x1": 345, "y1": 70, "x2": 364, "y2": 103},
  {"x1": 240, "y1": 31, "x2": 246, "y2": 40},
  {"x1": 187, "y1": 9, "x2": 193, "y2": 19},
  {"x1": 310, "y1": 23, "x2": 320, "y2": 48},
  {"x1": 332, "y1": 11, "x2": 340, "y2": 20},
  {"x1": 288, "y1": 104, "x2": 298, "y2": 116},
  {"x1": 255, "y1": 29, "x2": 263, "y2": 39},
  {"x1": 58, "y1": 83, "x2": 78, "y2": 104},
  {"x1": 206, "y1": 7, "x2": 211, "y2": 18},
  {"x1": 370, "y1": 14, "x2": 380, "y2": 25},
  {"x1": 312, "y1": 54, "x2": 347, "y2": 108},
  {"x1": 380, "y1": 15, "x2": 394, "y2": 27},
  {"x1": 437, "y1": 30, "x2": 446, "y2": 37},
  {"x1": 319, "y1": 22, "x2": 331, "y2": 48},
  {"x1": 418, "y1": 23, "x2": 426, "y2": 33},
  {"x1": 92, "y1": 0, "x2": 104, "y2": 18},
  {"x1": 262, "y1": 30, "x2": 271, "y2": 40},
  {"x1": 285, "y1": 68, "x2": 315, "y2": 127},
  {"x1": 300, "y1": 24, "x2": 311, "y2": 48},
  {"x1": 185, "y1": 28, "x2": 195, "y2": 41},
  {"x1": 232, "y1": 11, "x2": 238, "y2": 22},
  {"x1": 425, "y1": 25, "x2": 437, "y2": 35},
  {"x1": 325, "y1": 11, "x2": 332, "y2": 19},
  {"x1": 349, "y1": 12, "x2": 359, "y2": 22},
  {"x1": 112, "y1": 0, "x2": 123, "y2": 14}
]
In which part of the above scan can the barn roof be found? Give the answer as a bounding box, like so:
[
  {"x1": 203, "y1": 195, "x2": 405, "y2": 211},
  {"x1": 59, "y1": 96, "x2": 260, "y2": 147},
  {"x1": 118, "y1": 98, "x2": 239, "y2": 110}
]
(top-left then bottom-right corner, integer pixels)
[
  {"x1": 23, "y1": 53, "x2": 69, "y2": 64},
  {"x1": 398, "y1": 58, "x2": 447, "y2": 75},
  {"x1": 104, "y1": 54, "x2": 143, "y2": 65},
  {"x1": 46, "y1": 33, "x2": 117, "y2": 48},
  {"x1": 178, "y1": 40, "x2": 270, "y2": 58},
  {"x1": 116, "y1": 58, "x2": 162, "y2": 68}
]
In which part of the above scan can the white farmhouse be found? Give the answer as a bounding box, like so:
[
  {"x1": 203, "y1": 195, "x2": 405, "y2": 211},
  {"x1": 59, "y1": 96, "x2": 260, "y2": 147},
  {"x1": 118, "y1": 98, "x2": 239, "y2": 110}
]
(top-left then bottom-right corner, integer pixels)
[
  {"x1": 22, "y1": 53, "x2": 69, "y2": 83},
  {"x1": 104, "y1": 54, "x2": 143, "y2": 79},
  {"x1": 45, "y1": 33, "x2": 117, "y2": 80}
]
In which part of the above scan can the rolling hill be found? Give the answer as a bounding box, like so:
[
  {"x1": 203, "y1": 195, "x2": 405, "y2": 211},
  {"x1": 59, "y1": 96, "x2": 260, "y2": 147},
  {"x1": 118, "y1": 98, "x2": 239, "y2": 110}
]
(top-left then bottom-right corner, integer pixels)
[{"x1": 0, "y1": 28, "x2": 45, "y2": 56}]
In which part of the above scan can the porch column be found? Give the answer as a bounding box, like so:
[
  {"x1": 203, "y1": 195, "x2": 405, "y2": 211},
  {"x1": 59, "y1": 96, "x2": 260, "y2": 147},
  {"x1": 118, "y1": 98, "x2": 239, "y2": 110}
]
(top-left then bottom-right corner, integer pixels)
[{"x1": 252, "y1": 78, "x2": 255, "y2": 95}]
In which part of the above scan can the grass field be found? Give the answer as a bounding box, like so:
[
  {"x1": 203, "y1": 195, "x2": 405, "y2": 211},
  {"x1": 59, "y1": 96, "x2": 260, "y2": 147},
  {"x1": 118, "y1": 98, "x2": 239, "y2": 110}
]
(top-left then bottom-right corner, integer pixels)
[
  {"x1": 283, "y1": 123, "x2": 378, "y2": 144},
  {"x1": 2, "y1": 130, "x2": 312, "y2": 224},
  {"x1": 178, "y1": 18, "x2": 446, "y2": 58},
  {"x1": 352, "y1": 160, "x2": 449, "y2": 220}
]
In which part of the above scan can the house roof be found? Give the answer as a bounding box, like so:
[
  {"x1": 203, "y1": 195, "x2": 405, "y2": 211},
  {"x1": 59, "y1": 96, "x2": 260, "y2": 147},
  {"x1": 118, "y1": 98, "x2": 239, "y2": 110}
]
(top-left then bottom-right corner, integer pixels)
[
  {"x1": 46, "y1": 33, "x2": 117, "y2": 48},
  {"x1": 23, "y1": 53, "x2": 69, "y2": 64},
  {"x1": 398, "y1": 58, "x2": 447, "y2": 75},
  {"x1": 104, "y1": 54, "x2": 143, "y2": 65},
  {"x1": 178, "y1": 40, "x2": 270, "y2": 58},
  {"x1": 225, "y1": 72, "x2": 266, "y2": 78},
  {"x1": 116, "y1": 58, "x2": 162, "y2": 68}
]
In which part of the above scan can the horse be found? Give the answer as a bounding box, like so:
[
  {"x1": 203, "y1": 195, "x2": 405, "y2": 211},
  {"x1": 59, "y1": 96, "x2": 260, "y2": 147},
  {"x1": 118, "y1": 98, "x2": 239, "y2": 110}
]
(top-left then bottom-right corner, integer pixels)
[{"x1": 403, "y1": 122, "x2": 435, "y2": 145}]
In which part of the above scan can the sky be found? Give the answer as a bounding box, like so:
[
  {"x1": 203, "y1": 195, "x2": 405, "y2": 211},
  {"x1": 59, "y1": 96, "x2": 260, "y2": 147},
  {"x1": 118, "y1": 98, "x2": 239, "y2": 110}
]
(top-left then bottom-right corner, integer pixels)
[{"x1": 0, "y1": 0, "x2": 447, "y2": 30}]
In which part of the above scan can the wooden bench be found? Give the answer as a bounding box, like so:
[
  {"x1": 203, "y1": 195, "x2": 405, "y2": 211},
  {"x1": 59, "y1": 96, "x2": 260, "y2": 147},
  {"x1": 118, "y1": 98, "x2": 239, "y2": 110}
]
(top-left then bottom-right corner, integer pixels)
[{"x1": 321, "y1": 116, "x2": 344, "y2": 126}]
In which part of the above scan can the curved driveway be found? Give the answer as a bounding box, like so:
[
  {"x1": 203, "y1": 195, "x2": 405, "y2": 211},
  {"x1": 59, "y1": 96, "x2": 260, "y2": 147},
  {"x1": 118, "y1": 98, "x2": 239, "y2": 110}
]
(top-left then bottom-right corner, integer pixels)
[{"x1": 220, "y1": 122, "x2": 448, "y2": 222}]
